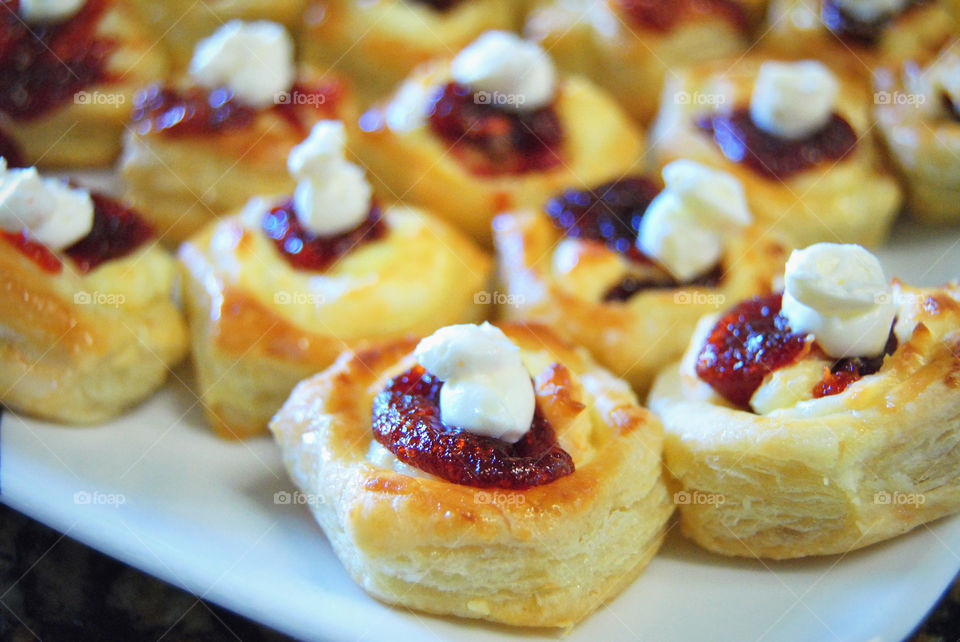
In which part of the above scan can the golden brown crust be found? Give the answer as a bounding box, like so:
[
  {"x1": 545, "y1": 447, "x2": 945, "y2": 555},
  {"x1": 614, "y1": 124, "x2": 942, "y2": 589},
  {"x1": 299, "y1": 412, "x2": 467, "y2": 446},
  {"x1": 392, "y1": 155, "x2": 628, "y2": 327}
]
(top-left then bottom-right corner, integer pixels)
[
  {"x1": 0, "y1": 237, "x2": 187, "y2": 424},
  {"x1": 353, "y1": 63, "x2": 644, "y2": 245},
  {"x1": 648, "y1": 282, "x2": 960, "y2": 559},
  {"x1": 1, "y1": 0, "x2": 169, "y2": 168},
  {"x1": 301, "y1": 0, "x2": 521, "y2": 105},
  {"x1": 493, "y1": 207, "x2": 790, "y2": 394},
  {"x1": 128, "y1": 0, "x2": 307, "y2": 71},
  {"x1": 269, "y1": 321, "x2": 672, "y2": 627},
  {"x1": 525, "y1": 0, "x2": 753, "y2": 123},
  {"x1": 874, "y1": 49, "x2": 960, "y2": 224},
  {"x1": 120, "y1": 67, "x2": 357, "y2": 244},
  {"x1": 762, "y1": 0, "x2": 957, "y2": 78},
  {"x1": 179, "y1": 201, "x2": 493, "y2": 439},
  {"x1": 649, "y1": 55, "x2": 903, "y2": 248}
]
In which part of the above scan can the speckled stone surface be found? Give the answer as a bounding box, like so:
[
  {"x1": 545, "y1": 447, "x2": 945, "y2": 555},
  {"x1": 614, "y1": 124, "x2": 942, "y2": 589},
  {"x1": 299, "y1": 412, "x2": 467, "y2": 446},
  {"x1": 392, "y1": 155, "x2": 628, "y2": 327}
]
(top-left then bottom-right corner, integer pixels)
[{"x1": 0, "y1": 502, "x2": 957, "y2": 640}]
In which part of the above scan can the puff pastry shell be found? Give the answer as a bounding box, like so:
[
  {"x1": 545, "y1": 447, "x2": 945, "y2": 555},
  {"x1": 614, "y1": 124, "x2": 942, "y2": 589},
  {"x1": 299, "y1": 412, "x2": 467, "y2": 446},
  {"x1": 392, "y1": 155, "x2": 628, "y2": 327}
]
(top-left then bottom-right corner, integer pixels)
[
  {"x1": 0, "y1": 231, "x2": 187, "y2": 424},
  {"x1": 269, "y1": 321, "x2": 673, "y2": 627},
  {"x1": 649, "y1": 56, "x2": 902, "y2": 248},
  {"x1": 648, "y1": 282, "x2": 960, "y2": 559},
  {"x1": 0, "y1": 0, "x2": 168, "y2": 168},
  {"x1": 179, "y1": 199, "x2": 492, "y2": 439},
  {"x1": 354, "y1": 62, "x2": 644, "y2": 245}
]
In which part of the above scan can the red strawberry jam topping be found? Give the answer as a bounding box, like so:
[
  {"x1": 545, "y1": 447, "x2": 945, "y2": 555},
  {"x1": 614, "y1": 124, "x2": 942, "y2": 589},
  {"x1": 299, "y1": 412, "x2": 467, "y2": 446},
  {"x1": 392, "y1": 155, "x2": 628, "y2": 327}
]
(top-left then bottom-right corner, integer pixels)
[
  {"x1": 2, "y1": 192, "x2": 154, "y2": 274},
  {"x1": 617, "y1": 0, "x2": 748, "y2": 33},
  {"x1": 372, "y1": 365, "x2": 575, "y2": 489},
  {"x1": 261, "y1": 199, "x2": 386, "y2": 272},
  {"x1": 0, "y1": 0, "x2": 113, "y2": 120},
  {"x1": 428, "y1": 82, "x2": 563, "y2": 176},
  {"x1": 812, "y1": 330, "x2": 898, "y2": 398},
  {"x1": 820, "y1": 0, "x2": 921, "y2": 45},
  {"x1": 695, "y1": 294, "x2": 808, "y2": 407},
  {"x1": 130, "y1": 80, "x2": 343, "y2": 138},
  {"x1": 545, "y1": 177, "x2": 725, "y2": 299},
  {"x1": 697, "y1": 107, "x2": 858, "y2": 180},
  {"x1": 546, "y1": 177, "x2": 660, "y2": 264}
]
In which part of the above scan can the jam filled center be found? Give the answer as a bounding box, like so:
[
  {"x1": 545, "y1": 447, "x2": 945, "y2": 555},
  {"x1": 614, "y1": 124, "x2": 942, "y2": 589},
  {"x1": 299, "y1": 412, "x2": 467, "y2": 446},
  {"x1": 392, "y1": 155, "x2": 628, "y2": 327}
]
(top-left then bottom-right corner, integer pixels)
[
  {"x1": 427, "y1": 82, "x2": 564, "y2": 176},
  {"x1": 696, "y1": 293, "x2": 897, "y2": 408},
  {"x1": 2, "y1": 192, "x2": 154, "y2": 274},
  {"x1": 697, "y1": 107, "x2": 858, "y2": 180},
  {"x1": 545, "y1": 177, "x2": 724, "y2": 300},
  {"x1": 0, "y1": 0, "x2": 113, "y2": 120},
  {"x1": 617, "y1": 0, "x2": 748, "y2": 33},
  {"x1": 261, "y1": 199, "x2": 386, "y2": 272},
  {"x1": 130, "y1": 80, "x2": 343, "y2": 138},
  {"x1": 371, "y1": 365, "x2": 575, "y2": 489}
]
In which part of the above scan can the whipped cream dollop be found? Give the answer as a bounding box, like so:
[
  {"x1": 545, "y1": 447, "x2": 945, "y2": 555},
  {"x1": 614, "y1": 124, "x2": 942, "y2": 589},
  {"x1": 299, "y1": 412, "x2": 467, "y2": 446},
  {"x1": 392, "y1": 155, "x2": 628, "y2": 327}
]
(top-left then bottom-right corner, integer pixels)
[
  {"x1": 781, "y1": 243, "x2": 896, "y2": 359},
  {"x1": 189, "y1": 20, "x2": 295, "y2": 109},
  {"x1": 19, "y1": 0, "x2": 84, "y2": 22},
  {"x1": 450, "y1": 30, "x2": 557, "y2": 113},
  {"x1": 0, "y1": 160, "x2": 93, "y2": 250},
  {"x1": 414, "y1": 322, "x2": 535, "y2": 444},
  {"x1": 832, "y1": 0, "x2": 910, "y2": 21},
  {"x1": 637, "y1": 160, "x2": 752, "y2": 282},
  {"x1": 750, "y1": 60, "x2": 839, "y2": 140},
  {"x1": 287, "y1": 120, "x2": 372, "y2": 237}
]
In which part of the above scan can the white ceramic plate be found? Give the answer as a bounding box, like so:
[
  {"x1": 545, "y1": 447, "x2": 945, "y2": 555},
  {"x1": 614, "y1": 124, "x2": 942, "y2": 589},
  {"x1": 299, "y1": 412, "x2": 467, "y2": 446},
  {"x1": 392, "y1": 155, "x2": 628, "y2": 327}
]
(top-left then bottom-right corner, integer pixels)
[{"x1": 3, "y1": 194, "x2": 960, "y2": 641}]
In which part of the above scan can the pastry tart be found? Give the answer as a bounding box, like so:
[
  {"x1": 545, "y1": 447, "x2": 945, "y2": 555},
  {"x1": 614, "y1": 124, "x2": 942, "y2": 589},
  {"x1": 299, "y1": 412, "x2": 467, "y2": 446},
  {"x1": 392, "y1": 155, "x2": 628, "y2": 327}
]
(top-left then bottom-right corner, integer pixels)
[
  {"x1": 128, "y1": 0, "x2": 306, "y2": 70},
  {"x1": 180, "y1": 122, "x2": 492, "y2": 438},
  {"x1": 0, "y1": 163, "x2": 187, "y2": 424},
  {"x1": 354, "y1": 31, "x2": 644, "y2": 245},
  {"x1": 269, "y1": 321, "x2": 672, "y2": 627},
  {"x1": 525, "y1": 0, "x2": 756, "y2": 123},
  {"x1": 875, "y1": 46, "x2": 960, "y2": 224},
  {"x1": 493, "y1": 162, "x2": 791, "y2": 394},
  {"x1": 120, "y1": 21, "x2": 356, "y2": 244},
  {"x1": 0, "y1": 0, "x2": 168, "y2": 168},
  {"x1": 300, "y1": 0, "x2": 521, "y2": 104},
  {"x1": 649, "y1": 56, "x2": 902, "y2": 247},
  {"x1": 763, "y1": 0, "x2": 957, "y2": 77},
  {"x1": 648, "y1": 243, "x2": 960, "y2": 559}
]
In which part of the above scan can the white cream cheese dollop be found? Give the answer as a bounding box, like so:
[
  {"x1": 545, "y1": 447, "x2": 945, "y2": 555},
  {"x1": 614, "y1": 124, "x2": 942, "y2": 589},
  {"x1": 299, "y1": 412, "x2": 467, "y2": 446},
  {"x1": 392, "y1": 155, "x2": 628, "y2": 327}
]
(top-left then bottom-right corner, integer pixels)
[
  {"x1": 287, "y1": 120, "x2": 372, "y2": 237},
  {"x1": 450, "y1": 30, "x2": 557, "y2": 113},
  {"x1": 750, "y1": 60, "x2": 839, "y2": 140},
  {"x1": 19, "y1": 0, "x2": 84, "y2": 23},
  {"x1": 832, "y1": 0, "x2": 910, "y2": 22},
  {"x1": 637, "y1": 160, "x2": 752, "y2": 282},
  {"x1": 781, "y1": 243, "x2": 896, "y2": 359},
  {"x1": 189, "y1": 20, "x2": 295, "y2": 109},
  {"x1": 0, "y1": 160, "x2": 93, "y2": 250},
  {"x1": 414, "y1": 322, "x2": 535, "y2": 444}
]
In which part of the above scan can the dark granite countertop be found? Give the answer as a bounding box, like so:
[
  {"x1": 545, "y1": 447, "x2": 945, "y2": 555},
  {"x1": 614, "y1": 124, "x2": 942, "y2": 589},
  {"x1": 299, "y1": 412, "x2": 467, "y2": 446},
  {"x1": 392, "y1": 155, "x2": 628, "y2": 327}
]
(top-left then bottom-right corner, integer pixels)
[{"x1": 1, "y1": 502, "x2": 957, "y2": 640}]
